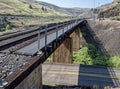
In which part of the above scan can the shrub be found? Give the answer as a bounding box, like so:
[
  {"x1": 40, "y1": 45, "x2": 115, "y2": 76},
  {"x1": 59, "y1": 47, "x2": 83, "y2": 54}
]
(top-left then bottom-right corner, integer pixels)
[
  {"x1": 112, "y1": 17, "x2": 120, "y2": 21},
  {"x1": 0, "y1": 28, "x2": 5, "y2": 31},
  {"x1": 29, "y1": 4, "x2": 33, "y2": 9},
  {"x1": 114, "y1": 0, "x2": 120, "y2": 3},
  {"x1": 73, "y1": 44, "x2": 120, "y2": 68},
  {"x1": 5, "y1": 24, "x2": 11, "y2": 31},
  {"x1": 73, "y1": 44, "x2": 108, "y2": 66},
  {"x1": 108, "y1": 56, "x2": 120, "y2": 68}
]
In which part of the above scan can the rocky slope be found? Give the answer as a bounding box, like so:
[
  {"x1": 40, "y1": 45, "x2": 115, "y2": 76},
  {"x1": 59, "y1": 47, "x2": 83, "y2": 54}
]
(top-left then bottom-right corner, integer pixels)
[{"x1": 98, "y1": 1, "x2": 120, "y2": 18}]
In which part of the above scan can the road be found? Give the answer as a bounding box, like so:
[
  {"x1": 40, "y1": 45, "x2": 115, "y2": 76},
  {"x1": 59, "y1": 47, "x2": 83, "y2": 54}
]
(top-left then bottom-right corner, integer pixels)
[{"x1": 42, "y1": 63, "x2": 120, "y2": 88}]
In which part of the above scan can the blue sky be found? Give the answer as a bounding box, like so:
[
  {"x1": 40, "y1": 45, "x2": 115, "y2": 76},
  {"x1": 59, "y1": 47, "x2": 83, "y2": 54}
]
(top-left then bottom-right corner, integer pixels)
[{"x1": 37, "y1": 0, "x2": 113, "y2": 8}]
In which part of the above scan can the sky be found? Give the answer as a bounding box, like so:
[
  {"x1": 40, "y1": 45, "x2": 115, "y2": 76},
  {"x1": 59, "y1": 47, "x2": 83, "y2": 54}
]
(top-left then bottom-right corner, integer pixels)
[{"x1": 37, "y1": 0, "x2": 113, "y2": 8}]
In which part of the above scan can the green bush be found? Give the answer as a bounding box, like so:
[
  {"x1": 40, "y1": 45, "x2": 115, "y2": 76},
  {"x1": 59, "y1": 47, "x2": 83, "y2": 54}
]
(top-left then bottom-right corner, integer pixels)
[
  {"x1": 110, "y1": 16, "x2": 120, "y2": 21},
  {"x1": 0, "y1": 24, "x2": 11, "y2": 32},
  {"x1": 5, "y1": 24, "x2": 11, "y2": 31},
  {"x1": 73, "y1": 48, "x2": 93, "y2": 65},
  {"x1": 108, "y1": 56, "x2": 120, "y2": 68},
  {"x1": 73, "y1": 44, "x2": 106, "y2": 65},
  {"x1": 73, "y1": 44, "x2": 120, "y2": 68},
  {"x1": 0, "y1": 28, "x2": 5, "y2": 31}
]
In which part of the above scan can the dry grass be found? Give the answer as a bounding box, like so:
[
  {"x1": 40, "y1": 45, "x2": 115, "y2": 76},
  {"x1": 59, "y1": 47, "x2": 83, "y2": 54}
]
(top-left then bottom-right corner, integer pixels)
[{"x1": 0, "y1": 0, "x2": 67, "y2": 16}]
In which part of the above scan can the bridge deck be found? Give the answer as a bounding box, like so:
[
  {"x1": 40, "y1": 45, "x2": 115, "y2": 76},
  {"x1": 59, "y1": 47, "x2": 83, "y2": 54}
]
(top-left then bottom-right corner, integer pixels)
[
  {"x1": 42, "y1": 63, "x2": 120, "y2": 88},
  {"x1": 15, "y1": 25, "x2": 68, "y2": 55},
  {"x1": 15, "y1": 20, "x2": 84, "y2": 56},
  {"x1": 15, "y1": 23, "x2": 75, "y2": 56}
]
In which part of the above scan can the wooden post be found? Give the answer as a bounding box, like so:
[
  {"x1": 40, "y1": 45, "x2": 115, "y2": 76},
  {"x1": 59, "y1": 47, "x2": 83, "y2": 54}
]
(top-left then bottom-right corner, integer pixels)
[
  {"x1": 70, "y1": 27, "x2": 80, "y2": 51},
  {"x1": 52, "y1": 37, "x2": 73, "y2": 63}
]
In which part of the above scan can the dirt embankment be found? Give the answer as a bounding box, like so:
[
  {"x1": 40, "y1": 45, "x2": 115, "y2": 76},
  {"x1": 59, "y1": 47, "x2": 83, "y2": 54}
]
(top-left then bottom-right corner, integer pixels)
[{"x1": 87, "y1": 20, "x2": 120, "y2": 57}]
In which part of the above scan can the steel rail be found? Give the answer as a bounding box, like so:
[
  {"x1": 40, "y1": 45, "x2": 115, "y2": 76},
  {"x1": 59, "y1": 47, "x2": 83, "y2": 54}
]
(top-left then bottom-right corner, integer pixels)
[{"x1": 0, "y1": 20, "x2": 74, "y2": 52}]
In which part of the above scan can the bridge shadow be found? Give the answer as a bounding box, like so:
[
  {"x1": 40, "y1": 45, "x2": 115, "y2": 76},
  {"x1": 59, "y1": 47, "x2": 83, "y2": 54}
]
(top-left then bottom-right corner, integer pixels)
[
  {"x1": 43, "y1": 85, "x2": 91, "y2": 89},
  {"x1": 79, "y1": 21, "x2": 110, "y2": 57},
  {"x1": 78, "y1": 64, "x2": 120, "y2": 88},
  {"x1": 77, "y1": 20, "x2": 120, "y2": 88}
]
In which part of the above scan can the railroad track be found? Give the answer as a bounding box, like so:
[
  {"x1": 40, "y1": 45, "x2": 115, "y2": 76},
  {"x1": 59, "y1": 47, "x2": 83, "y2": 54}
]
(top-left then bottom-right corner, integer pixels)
[
  {"x1": 0, "y1": 20, "x2": 74, "y2": 53},
  {"x1": 0, "y1": 23, "x2": 66, "y2": 79},
  {"x1": 0, "y1": 19, "x2": 79, "y2": 80},
  {"x1": 0, "y1": 26, "x2": 40, "y2": 41},
  {"x1": 0, "y1": 22, "x2": 63, "y2": 41}
]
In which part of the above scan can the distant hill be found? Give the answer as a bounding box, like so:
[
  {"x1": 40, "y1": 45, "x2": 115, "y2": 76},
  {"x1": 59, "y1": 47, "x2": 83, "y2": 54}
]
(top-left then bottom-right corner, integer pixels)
[
  {"x1": 0, "y1": 0, "x2": 67, "y2": 16},
  {"x1": 0, "y1": 0, "x2": 90, "y2": 17},
  {"x1": 38, "y1": 1, "x2": 90, "y2": 16}
]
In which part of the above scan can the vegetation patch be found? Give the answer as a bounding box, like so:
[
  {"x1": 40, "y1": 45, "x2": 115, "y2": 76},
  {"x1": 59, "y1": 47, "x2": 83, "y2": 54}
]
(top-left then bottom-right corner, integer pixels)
[
  {"x1": 114, "y1": 0, "x2": 120, "y2": 3},
  {"x1": 0, "y1": 16, "x2": 12, "y2": 31},
  {"x1": 108, "y1": 56, "x2": 120, "y2": 68},
  {"x1": 112, "y1": 16, "x2": 120, "y2": 21},
  {"x1": 73, "y1": 44, "x2": 120, "y2": 68}
]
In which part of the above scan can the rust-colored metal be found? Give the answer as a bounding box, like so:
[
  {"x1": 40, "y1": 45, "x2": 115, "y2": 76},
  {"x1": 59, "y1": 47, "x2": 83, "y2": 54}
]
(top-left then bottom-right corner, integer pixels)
[{"x1": 3, "y1": 54, "x2": 45, "y2": 89}]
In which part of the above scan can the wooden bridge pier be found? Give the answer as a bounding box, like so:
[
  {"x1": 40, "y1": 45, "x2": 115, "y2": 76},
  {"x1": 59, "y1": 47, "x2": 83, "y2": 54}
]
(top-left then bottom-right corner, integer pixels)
[
  {"x1": 70, "y1": 27, "x2": 81, "y2": 51},
  {"x1": 52, "y1": 26, "x2": 81, "y2": 63},
  {"x1": 52, "y1": 37, "x2": 73, "y2": 63}
]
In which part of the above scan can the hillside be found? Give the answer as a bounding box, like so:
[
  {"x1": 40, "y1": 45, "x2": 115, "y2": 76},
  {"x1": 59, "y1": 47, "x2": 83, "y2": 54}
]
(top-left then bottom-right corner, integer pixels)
[
  {"x1": 0, "y1": 0, "x2": 90, "y2": 31},
  {"x1": 0, "y1": 0, "x2": 69, "y2": 30},
  {"x1": 0, "y1": 0, "x2": 67, "y2": 17},
  {"x1": 98, "y1": 1, "x2": 120, "y2": 19},
  {"x1": 39, "y1": 1, "x2": 90, "y2": 16},
  {"x1": 0, "y1": 0, "x2": 90, "y2": 17},
  {"x1": 88, "y1": 20, "x2": 120, "y2": 57}
]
